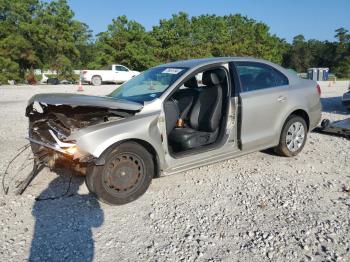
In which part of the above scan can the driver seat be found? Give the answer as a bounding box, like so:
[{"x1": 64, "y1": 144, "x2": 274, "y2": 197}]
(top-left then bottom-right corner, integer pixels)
[{"x1": 168, "y1": 69, "x2": 225, "y2": 151}]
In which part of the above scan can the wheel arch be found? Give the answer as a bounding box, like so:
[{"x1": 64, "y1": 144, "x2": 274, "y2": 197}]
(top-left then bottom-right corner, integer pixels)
[
  {"x1": 94, "y1": 138, "x2": 161, "y2": 178},
  {"x1": 92, "y1": 74, "x2": 102, "y2": 79},
  {"x1": 287, "y1": 109, "x2": 310, "y2": 131},
  {"x1": 274, "y1": 108, "x2": 310, "y2": 157},
  {"x1": 274, "y1": 108, "x2": 311, "y2": 147}
]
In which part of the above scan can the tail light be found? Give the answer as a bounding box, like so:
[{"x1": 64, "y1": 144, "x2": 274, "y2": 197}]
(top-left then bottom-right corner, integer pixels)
[{"x1": 316, "y1": 84, "x2": 321, "y2": 96}]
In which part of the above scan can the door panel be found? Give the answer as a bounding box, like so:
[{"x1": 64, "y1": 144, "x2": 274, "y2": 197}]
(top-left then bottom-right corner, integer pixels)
[
  {"x1": 240, "y1": 86, "x2": 290, "y2": 150},
  {"x1": 234, "y1": 61, "x2": 290, "y2": 151},
  {"x1": 114, "y1": 66, "x2": 130, "y2": 82}
]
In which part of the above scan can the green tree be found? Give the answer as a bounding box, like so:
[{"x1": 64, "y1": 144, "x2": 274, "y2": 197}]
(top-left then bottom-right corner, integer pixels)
[
  {"x1": 91, "y1": 15, "x2": 159, "y2": 70},
  {"x1": 0, "y1": 0, "x2": 91, "y2": 82},
  {"x1": 334, "y1": 55, "x2": 350, "y2": 78},
  {"x1": 1, "y1": 1, "x2": 350, "y2": 82},
  {"x1": 335, "y1": 27, "x2": 350, "y2": 43},
  {"x1": 283, "y1": 28, "x2": 350, "y2": 78},
  {"x1": 150, "y1": 13, "x2": 287, "y2": 65},
  {"x1": 152, "y1": 12, "x2": 194, "y2": 62},
  {"x1": 0, "y1": 0, "x2": 40, "y2": 81},
  {"x1": 283, "y1": 35, "x2": 313, "y2": 72},
  {"x1": 32, "y1": 0, "x2": 91, "y2": 78}
]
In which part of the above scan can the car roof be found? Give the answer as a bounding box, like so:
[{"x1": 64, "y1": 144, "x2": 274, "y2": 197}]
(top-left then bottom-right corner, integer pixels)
[
  {"x1": 155, "y1": 57, "x2": 274, "y2": 69},
  {"x1": 154, "y1": 56, "x2": 301, "y2": 84}
]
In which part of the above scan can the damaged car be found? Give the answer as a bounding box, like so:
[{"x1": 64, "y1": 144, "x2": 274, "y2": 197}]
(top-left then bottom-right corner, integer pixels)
[{"x1": 26, "y1": 57, "x2": 322, "y2": 205}]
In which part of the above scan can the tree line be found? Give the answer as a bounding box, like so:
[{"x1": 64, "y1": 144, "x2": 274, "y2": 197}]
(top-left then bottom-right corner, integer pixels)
[{"x1": 1, "y1": 0, "x2": 350, "y2": 83}]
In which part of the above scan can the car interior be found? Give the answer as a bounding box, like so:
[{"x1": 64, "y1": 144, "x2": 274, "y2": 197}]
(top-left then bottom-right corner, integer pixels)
[
  {"x1": 239, "y1": 71, "x2": 275, "y2": 91},
  {"x1": 164, "y1": 67, "x2": 230, "y2": 155}
]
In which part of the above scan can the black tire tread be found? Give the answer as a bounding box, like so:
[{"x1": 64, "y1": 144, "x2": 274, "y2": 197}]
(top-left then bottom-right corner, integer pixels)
[
  {"x1": 274, "y1": 115, "x2": 307, "y2": 157},
  {"x1": 86, "y1": 141, "x2": 154, "y2": 205}
]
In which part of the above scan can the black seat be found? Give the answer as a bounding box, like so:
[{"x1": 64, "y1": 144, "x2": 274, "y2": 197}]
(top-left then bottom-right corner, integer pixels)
[
  {"x1": 172, "y1": 77, "x2": 199, "y2": 121},
  {"x1": 168, "y1": 69, "x2": 225, "y2": 151},
  {"x1": 164, "y1": 77, "x2": 198, "y2": 135}
]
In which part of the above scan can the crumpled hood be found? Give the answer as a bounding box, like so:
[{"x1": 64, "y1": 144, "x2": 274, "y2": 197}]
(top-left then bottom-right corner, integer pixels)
[{"x1": 27, "y1": 93, "x2": 143, "y2": 111}]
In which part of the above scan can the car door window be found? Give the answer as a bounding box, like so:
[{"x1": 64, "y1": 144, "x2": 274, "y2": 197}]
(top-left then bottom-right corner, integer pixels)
[
  {"x1": 178, "y1": 72, "x2": 204, "y2": 90},
  {"x1": 115, "y1": 66, "x2": 129, "y2": 72},
  {"x1": 235, "y1": 62, "x2": 289, "y2": 92}
]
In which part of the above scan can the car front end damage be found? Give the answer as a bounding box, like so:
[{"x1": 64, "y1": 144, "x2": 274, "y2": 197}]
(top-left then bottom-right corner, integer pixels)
[{"x1": 25, "y1": 93, "x2": 142, "y2": 174}]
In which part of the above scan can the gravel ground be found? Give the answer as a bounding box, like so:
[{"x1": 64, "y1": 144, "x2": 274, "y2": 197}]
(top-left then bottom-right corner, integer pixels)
[{"x1": 0, "y1": 81, "x2": 349, "y2": 262}]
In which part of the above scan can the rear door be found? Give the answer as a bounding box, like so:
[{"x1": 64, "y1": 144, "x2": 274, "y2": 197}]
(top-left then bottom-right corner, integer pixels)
[{"x1": 235, "y1": 61, "x2": 290, "y2": 151}]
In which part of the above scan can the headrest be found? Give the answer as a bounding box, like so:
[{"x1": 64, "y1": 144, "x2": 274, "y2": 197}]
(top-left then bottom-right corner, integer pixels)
[
  {"x1": 184, "y1": 77, "x2": 198, "y2": 88},
  {"x1": 202, "y1": 69, "x2": 226, "y2": 86}
]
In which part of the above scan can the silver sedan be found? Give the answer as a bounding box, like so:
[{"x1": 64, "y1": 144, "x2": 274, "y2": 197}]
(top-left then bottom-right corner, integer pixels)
[{"x1": 27, "y1": 57, "x2": 322, "y2": 205}]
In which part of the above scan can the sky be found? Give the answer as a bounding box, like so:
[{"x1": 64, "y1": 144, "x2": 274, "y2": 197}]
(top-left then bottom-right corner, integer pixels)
[{"x1": 67, "y1": 0, "x2": 350, "y2": 43}]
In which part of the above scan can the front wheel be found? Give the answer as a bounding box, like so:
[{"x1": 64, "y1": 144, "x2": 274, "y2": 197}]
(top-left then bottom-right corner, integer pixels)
[
  {"x1": 274, "y1": 115, "x2": 307, "y2": 157},
  {"x1": 86, "y1": 142, "x2": 154, "y2": 205}
]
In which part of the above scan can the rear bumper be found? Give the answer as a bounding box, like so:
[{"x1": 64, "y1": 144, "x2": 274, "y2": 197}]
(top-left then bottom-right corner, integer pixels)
[{"x1": 309, "y1": 102, "x2": 322, "y2": 131}]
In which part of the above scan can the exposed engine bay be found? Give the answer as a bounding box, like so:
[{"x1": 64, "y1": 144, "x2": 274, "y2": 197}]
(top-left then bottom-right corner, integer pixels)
[{"x1": 25, "y1": 94, "x2": 140, "y2": 174}]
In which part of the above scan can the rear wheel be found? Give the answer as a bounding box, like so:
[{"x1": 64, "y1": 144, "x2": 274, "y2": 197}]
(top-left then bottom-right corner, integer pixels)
[
  {"x1": 274, "y1": 115, "x2": 307, "y2": 157},
  {"x1": 91, "y1": 75, "x2": 102, "y2": 86},
  {"x1": 86, "y1": 142, "x2": 154, "y2": 205}
]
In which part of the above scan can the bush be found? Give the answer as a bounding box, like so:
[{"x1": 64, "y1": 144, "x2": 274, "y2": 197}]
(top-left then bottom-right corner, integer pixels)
[
  {"x1": 334, "y1": 56, "x2": 350, "y2": 79},
  {"x1": 26, "y1": 73, "x2": 37, "y2": 85},
  {"x1": 0, "y1": 57, "x2": 21, "y2": 83}
]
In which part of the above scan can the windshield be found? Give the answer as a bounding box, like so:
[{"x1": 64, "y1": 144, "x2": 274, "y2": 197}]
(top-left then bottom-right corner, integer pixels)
[{"x1": 108, "y1": 67, "x2": 188, "y2": 103}]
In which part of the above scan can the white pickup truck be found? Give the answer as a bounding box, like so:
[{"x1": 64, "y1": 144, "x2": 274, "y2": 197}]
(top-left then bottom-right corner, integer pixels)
[{"x1": 81, "y1": 64, "x2": 140, "y2": 86}]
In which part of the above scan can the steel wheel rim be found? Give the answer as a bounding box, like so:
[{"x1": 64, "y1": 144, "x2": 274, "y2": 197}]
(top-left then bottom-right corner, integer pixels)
[
  {"x1": 102, "y1": 152, "x2": 145, "y2": 197},
  {"x1": 286, "y1": 121, "x2": 305, "y2": 152}
]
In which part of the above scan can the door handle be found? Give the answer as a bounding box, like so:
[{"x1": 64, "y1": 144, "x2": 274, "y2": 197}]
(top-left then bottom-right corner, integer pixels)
[{"x1": 277, "y1": 96, "x2": 287, "y2": 102}]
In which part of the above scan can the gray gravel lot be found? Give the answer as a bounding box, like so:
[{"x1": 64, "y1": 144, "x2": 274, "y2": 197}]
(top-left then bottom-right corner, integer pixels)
[{"x1": 0, "y1": 82, "x2": 349, "y2": 261}]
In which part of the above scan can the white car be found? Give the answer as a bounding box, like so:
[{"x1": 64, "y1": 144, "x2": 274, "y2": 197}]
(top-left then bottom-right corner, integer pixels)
[{"x1": 81, "y1": 64, "x2": 140, "y2": 86}]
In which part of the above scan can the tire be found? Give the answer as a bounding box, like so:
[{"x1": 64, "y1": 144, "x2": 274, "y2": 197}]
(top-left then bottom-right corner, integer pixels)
[
  {"x1": 85, "y1": 164, "x2": 95, "y2": 193},
  {"x1": 274, "y1": 115, "x2": 307, "y2": 157},
  {"x1": 91, "y1": 75, "x2": 102, "y2": 86},
  {"x1": 321, "y1": 119, "x2": 330, "y2": 129},
  {"x1": 47, "y1": 78, "x2": 60, "y2": 85},
  {"x1": 86, "y1": 142, "x2": 154, "y2": 205}
]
